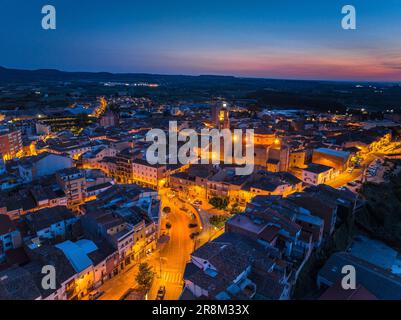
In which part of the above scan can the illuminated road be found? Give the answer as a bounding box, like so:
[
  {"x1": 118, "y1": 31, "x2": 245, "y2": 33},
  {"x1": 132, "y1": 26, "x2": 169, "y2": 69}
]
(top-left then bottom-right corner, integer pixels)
[
  {"x1": 147, "y1": 195, "x2": 194, "y2": 300},
  {"x1": 327, "y1": 152, "x2": 378, "y2": 189},
  {"x1": 98, "y1": 260, "x2": 143, "y2": 300},
  {"x1": 98, "y1": 205, "x2": 193, "y2": 300}
]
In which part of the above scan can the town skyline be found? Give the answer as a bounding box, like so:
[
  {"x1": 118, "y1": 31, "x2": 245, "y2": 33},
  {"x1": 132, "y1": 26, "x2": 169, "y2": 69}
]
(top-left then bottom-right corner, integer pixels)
[{"x1": 1, "y1": 0, "x2": 401, "y2": 306}]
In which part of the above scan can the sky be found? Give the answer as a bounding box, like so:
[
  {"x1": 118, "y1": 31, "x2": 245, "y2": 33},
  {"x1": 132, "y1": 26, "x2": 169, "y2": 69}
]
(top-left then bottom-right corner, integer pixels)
[{"x1": 1, "y1": 0, "x2": 401, "y2": 81}]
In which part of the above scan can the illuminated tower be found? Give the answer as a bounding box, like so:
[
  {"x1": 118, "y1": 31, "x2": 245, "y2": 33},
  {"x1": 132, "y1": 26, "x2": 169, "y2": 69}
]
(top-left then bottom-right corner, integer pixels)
[{"x1": 211, "y1": 101, "x2": 230, "y2": 130}]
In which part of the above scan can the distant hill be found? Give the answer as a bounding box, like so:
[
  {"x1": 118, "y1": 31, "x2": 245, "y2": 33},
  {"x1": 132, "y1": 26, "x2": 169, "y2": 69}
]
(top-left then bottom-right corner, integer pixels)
[
  {"x1": 0, "y1": 66, "x2": 243, "y2": 84},
  {"x1": 1, "y1": 66, "x2": 400, "y2": 111}
]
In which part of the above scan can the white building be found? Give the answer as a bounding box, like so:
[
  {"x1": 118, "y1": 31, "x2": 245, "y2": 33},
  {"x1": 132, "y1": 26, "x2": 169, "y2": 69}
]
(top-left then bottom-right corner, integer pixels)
[
  {"x1": 18, "y1": 153, "x2": 73, "y2": 182},
  {"x1": 302, "y1": 164, "x2": 334, "y2": 186}
]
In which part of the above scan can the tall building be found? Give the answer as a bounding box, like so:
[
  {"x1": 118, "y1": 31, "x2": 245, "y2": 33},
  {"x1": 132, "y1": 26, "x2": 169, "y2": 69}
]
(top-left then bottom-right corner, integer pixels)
[
  {"x1": 253, "y1": 128, "x2": 277, "y2": 167},
  {"x1": 267, "y1": 143, "x2": 290, "y2": 172},
  {"x1": 115, "y1": 148, "x2": 136, "y2": 184},
  {"x1": 56, "y1": 168, "x2": 86, "y2": 209},
  {"x1": 0, "y1": 129, "x2": 23, "y2": 160},
  {"x1": 211, "y1": 100, "x2": 230, "y2": 130}
]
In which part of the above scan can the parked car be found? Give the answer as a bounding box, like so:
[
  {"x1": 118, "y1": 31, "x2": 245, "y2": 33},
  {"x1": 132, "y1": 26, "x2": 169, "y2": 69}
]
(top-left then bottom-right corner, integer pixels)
[
  {"x1": 89, "y1": 290, "x2": 104, "y2": 300},
  {"x1": 190, "y1": 232, "x2": 200, "y2": 239},
  {"x1": 156, "y1": 286, "x2": 166, "y2": 300}
]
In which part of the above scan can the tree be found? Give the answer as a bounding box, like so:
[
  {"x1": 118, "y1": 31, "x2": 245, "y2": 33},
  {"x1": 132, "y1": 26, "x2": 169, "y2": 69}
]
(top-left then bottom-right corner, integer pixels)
[
  {"x1": 209, "y1": 197, "x2": 228, "y2": 210},
  {"x1": 209, "y1": 215, "x2": 229, "y2": 229},
  {"x1": 135, "y1": 263, "x2": 154, "y2": 289},
  {"x1": 163, "y1": 207, "x2": 171, "y2": 214},
  {"x1": 230, "y1": 202, "x2": 240, "y2": 215},
  {"x1": 166, "y1": 222, "x2": 172, "y2": 230}
]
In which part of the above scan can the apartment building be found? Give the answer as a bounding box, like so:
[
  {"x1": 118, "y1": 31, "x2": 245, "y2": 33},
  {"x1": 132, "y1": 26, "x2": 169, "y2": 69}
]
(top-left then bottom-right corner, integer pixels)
[
  {"x1": 0, "y1": 129, "x2": 23, "y2": 160},
  {"x1": 56, "y1": 168, "x2": 86, "y2": 209}
]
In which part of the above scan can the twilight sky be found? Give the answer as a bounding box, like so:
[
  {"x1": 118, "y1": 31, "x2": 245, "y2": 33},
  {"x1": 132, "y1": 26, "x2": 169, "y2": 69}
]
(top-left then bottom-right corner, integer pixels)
[{"x1": 1, "y1": 0, "x2": 401, "y2": 81}]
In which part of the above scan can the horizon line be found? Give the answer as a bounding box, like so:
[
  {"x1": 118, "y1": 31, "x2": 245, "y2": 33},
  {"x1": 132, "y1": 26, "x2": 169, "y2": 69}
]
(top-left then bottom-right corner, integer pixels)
[{"x1": 1, "y1": 65, "x2": 400, "y2": 84}]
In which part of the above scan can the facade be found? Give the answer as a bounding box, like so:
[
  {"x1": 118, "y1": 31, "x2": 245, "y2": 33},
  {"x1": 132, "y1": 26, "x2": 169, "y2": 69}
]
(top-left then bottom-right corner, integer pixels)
[
  {"x1": 302, "y1": 164, "x2": 334, "y2": 185},
  {"x1": 268, "y1": 144, "x2": 290, "y2": 172},
  {"x1": 0, "y1": 215, "x2": 22, "y2": 262},
  {"x1": 132, "y1": 158, "x2": 167, "y2": 189},
  {"x1": 289, "y1": 150, "x2": 307, "y2": 169},
  {"x1": 0, "y1": 129, "x2": 23, "y2": 160},
  {"x1": 170, "y1": 165, "x2": 303, "y2": 207},
  {"x1": 56, "y1": 168, "x2": 86, "y2": 209}
]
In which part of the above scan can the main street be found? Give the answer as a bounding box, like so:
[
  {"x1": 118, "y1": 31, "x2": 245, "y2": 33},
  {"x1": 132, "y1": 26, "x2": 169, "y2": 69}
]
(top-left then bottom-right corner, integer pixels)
[{"x1": 147, "y1": 194, "x2": 194, "y2": 300}]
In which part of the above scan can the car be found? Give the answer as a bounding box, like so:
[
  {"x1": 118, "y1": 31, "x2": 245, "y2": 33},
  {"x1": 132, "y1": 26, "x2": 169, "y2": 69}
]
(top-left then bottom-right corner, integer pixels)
[
  {"x1": 190, "y1": 232, "x2": 200, "y2": 239},
  {"x1": 188, "y1": 223, "x2": 198, "y2": 228},
  {"x1": 180, "y1": 207, "x2": 189, "y2": 212},
  {"x1": 156, "y1": 286, "x2": 166, "y2": 300},
  {"x1": 192, "y1": 200, "x2": 203, "y2": 207},
  {"x1": 89, "y1": 290, "x2": 104, "y2": 300},
  {"x1": 347, "y1": 181, "x2": 357, "y2": 187}
]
